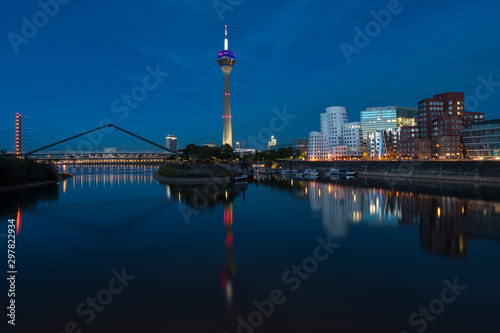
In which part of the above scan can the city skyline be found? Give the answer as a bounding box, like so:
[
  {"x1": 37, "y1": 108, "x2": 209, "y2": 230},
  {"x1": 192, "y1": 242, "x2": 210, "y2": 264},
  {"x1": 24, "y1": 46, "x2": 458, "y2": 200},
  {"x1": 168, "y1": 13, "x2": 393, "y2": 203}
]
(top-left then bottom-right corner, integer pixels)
[{"x1": 1, "y1": 0, "x2": 500, "y2": 150}]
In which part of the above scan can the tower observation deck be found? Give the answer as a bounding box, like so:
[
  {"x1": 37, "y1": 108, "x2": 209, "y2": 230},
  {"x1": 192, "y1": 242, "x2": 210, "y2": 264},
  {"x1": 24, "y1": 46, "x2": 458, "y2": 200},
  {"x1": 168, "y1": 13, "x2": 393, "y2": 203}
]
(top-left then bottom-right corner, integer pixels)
[{"x1": 217, "y1": 25, "x2": 236, "y2": 148}]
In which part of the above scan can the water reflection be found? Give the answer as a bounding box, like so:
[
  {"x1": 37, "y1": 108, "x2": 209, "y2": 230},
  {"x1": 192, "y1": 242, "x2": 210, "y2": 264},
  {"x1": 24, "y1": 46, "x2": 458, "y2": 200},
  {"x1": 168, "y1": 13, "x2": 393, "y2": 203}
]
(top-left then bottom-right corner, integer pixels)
[
  {"x1": 162, "y1": 182, "x2": 247, "y2": 312},
  {"x1": 0, "y1": 184, "x2": 59, "y2": 237},
  {"x1": 257, "y1": 176, "x2": 500, "y2": 258}
]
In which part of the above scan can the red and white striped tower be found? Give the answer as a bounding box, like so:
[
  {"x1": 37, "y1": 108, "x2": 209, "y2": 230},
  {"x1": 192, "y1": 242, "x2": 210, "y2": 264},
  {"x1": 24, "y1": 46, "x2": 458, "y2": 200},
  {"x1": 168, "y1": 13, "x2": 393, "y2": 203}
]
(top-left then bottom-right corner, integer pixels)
[{"x1": 15, "y1": 113, "x2": 21, "y2": 155}]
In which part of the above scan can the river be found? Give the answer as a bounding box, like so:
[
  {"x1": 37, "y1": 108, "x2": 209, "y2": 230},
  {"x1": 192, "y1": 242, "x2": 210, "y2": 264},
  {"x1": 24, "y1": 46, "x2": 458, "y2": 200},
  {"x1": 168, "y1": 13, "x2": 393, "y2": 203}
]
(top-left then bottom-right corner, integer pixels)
[{"x1": 1, "y1": 165, "x2": 499, "y2": 332}]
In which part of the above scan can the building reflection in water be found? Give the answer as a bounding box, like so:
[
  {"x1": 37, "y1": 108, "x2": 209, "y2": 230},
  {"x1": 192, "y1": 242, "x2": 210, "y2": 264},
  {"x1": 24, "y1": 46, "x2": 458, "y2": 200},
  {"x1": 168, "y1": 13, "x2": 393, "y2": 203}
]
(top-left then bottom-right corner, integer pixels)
[
  {"x1": 258, "y1": 176, "x2": 500, "y2": 258},
  {"x1": 0, "y1": 184, "x2": 60, "y2": 237},
  {"x1": 162, "y1": 182, "x2": 246, "y2": 312},
  {"x1": 221, "y1": 200, "x2": 236, "y2": 313}
]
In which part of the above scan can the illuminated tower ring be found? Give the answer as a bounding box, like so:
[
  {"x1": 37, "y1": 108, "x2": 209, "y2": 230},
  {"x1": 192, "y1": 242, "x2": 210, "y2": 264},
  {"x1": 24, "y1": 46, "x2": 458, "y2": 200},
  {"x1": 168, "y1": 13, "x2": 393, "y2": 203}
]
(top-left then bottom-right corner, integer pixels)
[{"x1": 217, "y1": 25, "x2": 236, "y2": 148}]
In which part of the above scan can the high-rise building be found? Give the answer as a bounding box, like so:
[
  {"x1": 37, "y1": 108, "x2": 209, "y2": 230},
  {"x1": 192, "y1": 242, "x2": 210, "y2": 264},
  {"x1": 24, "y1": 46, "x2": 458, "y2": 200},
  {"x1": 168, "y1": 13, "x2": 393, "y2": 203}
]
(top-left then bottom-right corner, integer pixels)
[
  {"x1": 367, "y1": 128, "x2": 400, "y2": 159},
  {"x1": 461, "y1": 119, "x2": 500, "y2": 159},
  {"x1": 342, "y1": 122, "x2": 363, "y2": 157},
  {"x1": 308, "y1": 106, "x2": 363, "y2": 160},
  {"x1": 360, "y1": 106, "x2": 417, "y2": 141},
  {"x1": 165, "y1": 134, "x2": 177, "y2": 153},
  {"x1": 415, "y1": 92, "x2": 485, "y2": 159},
  {"x1": 217, "y1": 25, "x2": 236, "y2": 148},
  {"x1": 235, "y1": 141, "x2": 241, "y2": 149},
  {"x1": 267, "y1": 136, "x2": 277, "y2": 150}
]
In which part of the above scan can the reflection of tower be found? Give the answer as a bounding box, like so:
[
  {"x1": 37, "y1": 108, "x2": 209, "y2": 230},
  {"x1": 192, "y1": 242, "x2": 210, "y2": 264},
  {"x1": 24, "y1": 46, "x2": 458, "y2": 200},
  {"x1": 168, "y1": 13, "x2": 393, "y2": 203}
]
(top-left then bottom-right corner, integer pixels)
[
  {"x1": 217, "y1": 25, "x2": 236, "y2": 148},
  {"x1": 16, "y1": 203, "x2": 22, "y2": 235},
  {"x1": 221, "y1": 200, "x2": 236, "y2": 312}
]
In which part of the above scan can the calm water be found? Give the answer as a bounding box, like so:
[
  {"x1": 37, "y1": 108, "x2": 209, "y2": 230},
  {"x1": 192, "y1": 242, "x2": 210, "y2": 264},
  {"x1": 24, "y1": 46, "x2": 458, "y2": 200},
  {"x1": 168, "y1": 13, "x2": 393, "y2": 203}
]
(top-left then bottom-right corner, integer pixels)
[{"x1": 1, "y1": 165, "x2": 500, "y2": 333}]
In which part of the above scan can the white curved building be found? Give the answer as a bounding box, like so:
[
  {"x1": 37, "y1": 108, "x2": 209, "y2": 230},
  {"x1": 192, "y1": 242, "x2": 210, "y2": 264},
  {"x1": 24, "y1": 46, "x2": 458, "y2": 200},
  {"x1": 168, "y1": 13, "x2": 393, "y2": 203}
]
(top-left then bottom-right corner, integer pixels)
[
  {"x1": 308, "y1": 106, "x2": 363, "y2": 160},
  {"x1": 307, "y1": 131, "x2": 325, "y2": 160}
]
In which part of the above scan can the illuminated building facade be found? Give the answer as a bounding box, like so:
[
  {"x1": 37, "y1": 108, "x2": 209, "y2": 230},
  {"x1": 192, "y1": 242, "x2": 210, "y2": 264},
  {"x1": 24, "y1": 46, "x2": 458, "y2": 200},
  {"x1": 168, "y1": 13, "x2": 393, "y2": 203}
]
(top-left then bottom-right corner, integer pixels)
[
  {"x1": 461, "y1": 119, "x2": 500, "y2": 159},
  {"x1": 267, "y1": 135, "x2": 277, "y2": 150},
  {"x1": 308, "y1": 107, "x2": 363, "y2": 160},
  {"x1": 360, "y1": 106, "x2": 417, "y2": 142},
  {"x1": 368, "y1": 128, "x2": 400, "y2": 159},
  {"x1": 165, "y1": 134, "x2": 177, "y2": 153},
  {"x1": 217, "y1": 25, "x2": 236, "y2": 148},
  {"x1": 414, "y1": 92, "x2": 485, "y2": 159}
]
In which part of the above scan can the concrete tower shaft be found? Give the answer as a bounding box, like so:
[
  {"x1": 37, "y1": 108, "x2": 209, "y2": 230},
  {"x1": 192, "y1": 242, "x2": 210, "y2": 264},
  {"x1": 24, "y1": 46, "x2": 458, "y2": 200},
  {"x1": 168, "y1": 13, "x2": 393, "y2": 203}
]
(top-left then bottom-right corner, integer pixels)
[{"x1": 217, "y1": 25, "x2": 236, "y2": 148}]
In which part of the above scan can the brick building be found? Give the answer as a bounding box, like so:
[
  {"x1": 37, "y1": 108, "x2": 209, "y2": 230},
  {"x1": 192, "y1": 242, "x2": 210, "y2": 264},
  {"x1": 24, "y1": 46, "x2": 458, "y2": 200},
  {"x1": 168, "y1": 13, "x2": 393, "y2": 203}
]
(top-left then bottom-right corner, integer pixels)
[{"x1": 400, "y1": 92, "x2": 485, "y2": 159}]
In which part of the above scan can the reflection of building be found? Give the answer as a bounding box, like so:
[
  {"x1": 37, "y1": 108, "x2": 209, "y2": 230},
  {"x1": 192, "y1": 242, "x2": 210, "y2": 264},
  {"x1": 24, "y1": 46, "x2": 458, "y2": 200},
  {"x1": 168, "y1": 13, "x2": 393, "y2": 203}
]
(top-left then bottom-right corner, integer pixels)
[
  {"x1": 307, "y1": 182, "x2": 364, "y2": 238},
  {"x1": 461, "y1": 119, "x2": 500, "y2": 159},
  {"x1": 257, "y1": 177, "x2": 500, "y2": 258},
  {"x1": 360, "y1": 106, "x2": 417, "y2": 142},
  {"x1": 221, "y1": 201, "x2": 236, "y2": 312},
  {"x1": 164, "y1": 182, "x2": 245, "y2": 312}
]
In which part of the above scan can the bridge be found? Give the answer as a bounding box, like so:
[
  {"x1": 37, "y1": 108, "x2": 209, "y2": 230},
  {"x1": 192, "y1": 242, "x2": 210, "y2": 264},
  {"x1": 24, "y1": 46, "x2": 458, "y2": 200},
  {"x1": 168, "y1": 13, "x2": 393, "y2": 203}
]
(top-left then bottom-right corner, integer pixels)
[{"x1": 0, "y1": 114, "x2": 177, "y2": 164}]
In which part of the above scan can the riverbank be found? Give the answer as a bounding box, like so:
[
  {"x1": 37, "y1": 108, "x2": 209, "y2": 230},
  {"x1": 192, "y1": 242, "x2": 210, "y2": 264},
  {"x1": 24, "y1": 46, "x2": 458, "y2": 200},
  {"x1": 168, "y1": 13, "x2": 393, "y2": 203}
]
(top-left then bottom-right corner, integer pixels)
[
  {"x1": 154, "y1": 170, "x2": 230, "y2": 185},
  {"x1": 0, "y1": 172, "x2": 73, "y2": 193},
  {"x1": 154, "y1": 163, "x2": 233, "y2": 185},
  {"x1": 287, "y1": 160, "x2": 500, "y2": 183}
]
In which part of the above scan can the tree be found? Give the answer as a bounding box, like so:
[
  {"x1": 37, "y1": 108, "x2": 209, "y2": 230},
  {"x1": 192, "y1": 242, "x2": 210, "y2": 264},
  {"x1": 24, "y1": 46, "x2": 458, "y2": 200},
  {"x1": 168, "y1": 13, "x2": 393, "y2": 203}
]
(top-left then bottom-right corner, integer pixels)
[{"x1": 294, "y1": 149, "x2": 303, "y2": 159}]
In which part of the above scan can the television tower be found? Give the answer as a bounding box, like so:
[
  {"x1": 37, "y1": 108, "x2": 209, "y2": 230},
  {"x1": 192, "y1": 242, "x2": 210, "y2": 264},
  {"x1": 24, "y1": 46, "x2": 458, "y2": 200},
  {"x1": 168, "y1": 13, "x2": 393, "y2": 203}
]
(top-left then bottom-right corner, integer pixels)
[{"x1": 217, "y1": 25, "x2": 236, "y2": 148}]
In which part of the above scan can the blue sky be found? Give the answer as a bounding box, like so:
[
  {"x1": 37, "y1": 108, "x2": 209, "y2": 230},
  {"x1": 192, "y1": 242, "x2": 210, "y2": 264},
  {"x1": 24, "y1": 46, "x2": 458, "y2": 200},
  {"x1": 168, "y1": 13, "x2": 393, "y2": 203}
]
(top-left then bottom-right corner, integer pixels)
[{"x1": 1, "y1": 0, "x2": 499, "y2": 152}]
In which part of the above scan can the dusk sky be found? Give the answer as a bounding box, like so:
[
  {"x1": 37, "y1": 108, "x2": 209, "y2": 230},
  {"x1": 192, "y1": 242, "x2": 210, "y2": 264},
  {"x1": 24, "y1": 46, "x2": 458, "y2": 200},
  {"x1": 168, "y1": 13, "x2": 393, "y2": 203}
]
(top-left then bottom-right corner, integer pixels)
[{"x1": 1, "y1": 0, "x2": 500, "y2": 152}]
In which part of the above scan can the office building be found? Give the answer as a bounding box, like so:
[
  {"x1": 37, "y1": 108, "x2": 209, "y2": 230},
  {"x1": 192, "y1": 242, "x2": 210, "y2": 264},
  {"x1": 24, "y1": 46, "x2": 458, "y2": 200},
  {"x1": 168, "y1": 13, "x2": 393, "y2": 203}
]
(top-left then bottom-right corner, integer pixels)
[
  {"x1": 165, "y1": 134, "x2": 177, "y2": 153},
  {"x1": 342, "y1": 122, "x2": 363, "y2": 157},
  {"x1": 415, "y1": 92, "x2": 485, "y2": 159},
  {"x1": 360, "y1": 106, "x2": 417, "y2": 142},
  {"x1": 270, "y1": 138, "x2": 308, "y2": 156},
  {"x1": 367, "y1": 128, "x2": 400, "y2": 159},
  {"x1": 267, "y1": 136, "x2": 277, "y2": 150},
  {"x1": 461, "y1": 119, "x2": 500, "y2": 159}
]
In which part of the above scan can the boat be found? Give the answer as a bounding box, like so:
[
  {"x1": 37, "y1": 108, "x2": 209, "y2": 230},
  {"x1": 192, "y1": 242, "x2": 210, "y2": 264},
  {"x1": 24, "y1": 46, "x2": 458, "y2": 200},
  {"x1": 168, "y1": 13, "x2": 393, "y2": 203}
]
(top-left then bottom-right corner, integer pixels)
[
  {"x1": 292, "y1": 170, "x2": 305, "y2": 178},
  {"x1": 304, "y1": 169, "x2": 318, "y2": 178},
  {"x1": 231, "y1": 174, "x2": 249, "y2": 181},
  {"x1": 280, "y1": 169, "x2": 291, "y2": 176},
  {"x1": 325, "y1": 168, "x2": 356, "y2": 177}
]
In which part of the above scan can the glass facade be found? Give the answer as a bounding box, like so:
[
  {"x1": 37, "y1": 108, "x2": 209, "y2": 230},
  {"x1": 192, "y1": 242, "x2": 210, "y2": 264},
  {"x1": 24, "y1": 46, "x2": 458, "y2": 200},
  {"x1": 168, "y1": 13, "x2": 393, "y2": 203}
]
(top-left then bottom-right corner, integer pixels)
[
  {"x1": 461, "y1": 119, "x2": 500, "y2": 159},
  {"x1": 360, "y1": 106, "x2": 417, "y2": 141}
]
